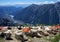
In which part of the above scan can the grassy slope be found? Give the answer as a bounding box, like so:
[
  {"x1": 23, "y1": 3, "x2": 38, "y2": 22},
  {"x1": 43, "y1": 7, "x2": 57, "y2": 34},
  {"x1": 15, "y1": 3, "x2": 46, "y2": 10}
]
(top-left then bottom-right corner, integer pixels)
[{"x1": 0, "y1": 37, "x2": 5, "y2": 42}]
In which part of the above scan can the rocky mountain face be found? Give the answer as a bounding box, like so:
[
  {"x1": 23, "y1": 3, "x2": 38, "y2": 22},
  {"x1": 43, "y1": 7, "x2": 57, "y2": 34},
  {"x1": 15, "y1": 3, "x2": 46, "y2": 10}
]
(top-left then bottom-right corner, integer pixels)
[
  {"x1": 0, "y1": 6, "x2": 23, "y2": 26},
  {"x1": 0, "y1": 2, "x2": 60, "y2": 25},
  {"x1": 15, "y1": 2, "x2": 60, "y2": 25}
]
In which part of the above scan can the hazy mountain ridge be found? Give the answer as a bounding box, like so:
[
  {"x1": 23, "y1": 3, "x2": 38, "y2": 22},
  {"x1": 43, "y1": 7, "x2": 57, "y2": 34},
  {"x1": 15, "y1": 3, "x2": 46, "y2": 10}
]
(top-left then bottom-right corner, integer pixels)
[
  {"x1": 15, "y1": 2, "x2": 60, "y2": 25},
  {"x1": 0, "y1": 6, "x2": 23, "y2": 26},
  {"x1": 0, "y1": 2, "x2": 60, "y2": 25}
]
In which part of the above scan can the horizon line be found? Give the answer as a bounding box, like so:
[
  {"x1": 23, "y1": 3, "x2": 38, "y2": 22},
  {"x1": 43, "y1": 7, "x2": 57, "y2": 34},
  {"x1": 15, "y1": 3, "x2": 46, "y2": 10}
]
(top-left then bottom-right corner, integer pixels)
[{"x1": 0, "y1": 1, "x2": 57, "y2": 6}]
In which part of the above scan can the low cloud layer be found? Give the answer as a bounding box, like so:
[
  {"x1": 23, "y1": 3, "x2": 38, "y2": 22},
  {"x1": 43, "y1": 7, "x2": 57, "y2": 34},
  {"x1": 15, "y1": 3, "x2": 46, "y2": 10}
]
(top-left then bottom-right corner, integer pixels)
[
  {"x1": 57, "y1": 0, "x2": 60, "y2": 1},
  {"x1": 0, "y1": 1, "x2": 56, "y2": 6}
]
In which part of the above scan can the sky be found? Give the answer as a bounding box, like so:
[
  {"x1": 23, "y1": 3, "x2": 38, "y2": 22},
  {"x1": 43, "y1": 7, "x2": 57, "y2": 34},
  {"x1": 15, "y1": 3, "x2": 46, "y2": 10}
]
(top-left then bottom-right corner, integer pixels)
[{"x1": 0, "y1": 0, "x2": 59, "y2": 5}]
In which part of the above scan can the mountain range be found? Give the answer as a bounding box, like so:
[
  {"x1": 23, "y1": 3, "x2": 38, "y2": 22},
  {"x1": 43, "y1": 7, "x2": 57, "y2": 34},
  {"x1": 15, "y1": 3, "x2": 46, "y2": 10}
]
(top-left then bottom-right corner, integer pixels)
[
  {"x1": 15, "y1": 2, "x2": 60, "y2": 25},
  {"x1": 0, "y1": 2, "x2": 60, "y2": 26}
]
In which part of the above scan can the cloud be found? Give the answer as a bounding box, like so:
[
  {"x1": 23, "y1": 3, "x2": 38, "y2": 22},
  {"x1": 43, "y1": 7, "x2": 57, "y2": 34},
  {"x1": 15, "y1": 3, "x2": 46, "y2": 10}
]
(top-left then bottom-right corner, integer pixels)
[
  {"x1": 10, "y1": 15, "x2": 14, "y2": 18},
  {"x1": 43, "y1": 1, "x2": 55, "y2": 4},
  {"x1": 0, "y1": 1, "x2": 55, "y2": 6},
  {"x1": 57, "y1": 0, "x2": 60, "y2": 1}
]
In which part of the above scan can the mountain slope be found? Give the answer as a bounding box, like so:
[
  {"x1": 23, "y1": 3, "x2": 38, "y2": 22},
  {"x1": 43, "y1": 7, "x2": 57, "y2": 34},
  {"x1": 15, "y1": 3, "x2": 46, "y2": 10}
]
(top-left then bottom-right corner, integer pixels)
[
  {"x1": 0, "y1": 6, "x2": 23, "y2": 26},
  {"x1": 15, "y1": 2, "x2": 60, "y2": 25},
  {"x1": 0, "y1": 2, "x2": 60, "y2": 25}
]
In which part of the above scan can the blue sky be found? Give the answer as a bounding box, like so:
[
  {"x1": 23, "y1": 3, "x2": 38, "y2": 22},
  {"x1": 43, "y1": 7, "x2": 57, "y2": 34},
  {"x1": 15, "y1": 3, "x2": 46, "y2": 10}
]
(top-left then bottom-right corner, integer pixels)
[{"x1": 0, "y1": 0, "x2": 58, "y2": 5}]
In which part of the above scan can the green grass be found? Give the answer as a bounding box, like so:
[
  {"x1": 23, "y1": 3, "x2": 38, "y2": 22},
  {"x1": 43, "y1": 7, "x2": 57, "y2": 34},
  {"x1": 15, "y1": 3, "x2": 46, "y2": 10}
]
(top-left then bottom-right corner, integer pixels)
[
  {"x1": 0, "y1": 36, "x2": 5, "y2": 42},
  {"x1": 52, "y1": 33, "x2": 60, "y2": 42}
]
